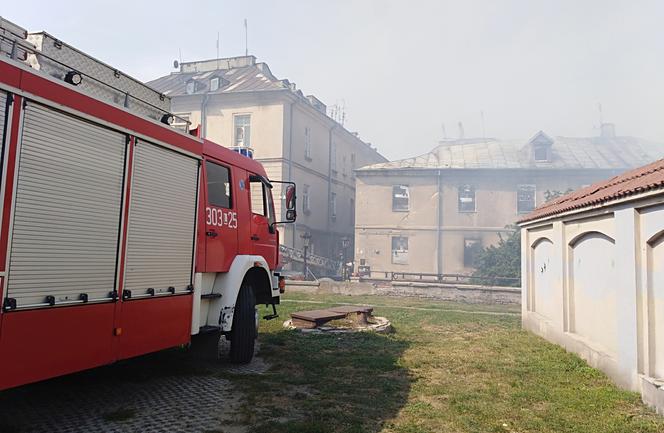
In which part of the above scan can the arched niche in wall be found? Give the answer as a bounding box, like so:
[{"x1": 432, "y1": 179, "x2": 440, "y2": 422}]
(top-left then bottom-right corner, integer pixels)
[
  {"x1": 568, "y1": 231, "x2": 617, "y2": 355},
  {"x1": 530, "y1": 237, "x2": 555, "y2": 320},
  {"x1": 647, "y1": 229, "x2": 664, "y2": 378}
]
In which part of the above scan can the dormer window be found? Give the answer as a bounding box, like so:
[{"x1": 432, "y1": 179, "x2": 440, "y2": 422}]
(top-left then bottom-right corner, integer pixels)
[
  {"x1": 185, "y1": 80, "x2": 196, "y2": 95},
  {"x1": 533, "y1": 145, "x2": 550, "y2": 162},
  {"x1": 210, "y1": 77, "x2": 220, "y2": 92},
  {"x1": 528, "y1": 131, "x2": 553, "y2": 163}
]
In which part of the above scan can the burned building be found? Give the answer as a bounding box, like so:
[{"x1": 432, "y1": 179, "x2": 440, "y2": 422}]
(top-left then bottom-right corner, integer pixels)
[{"x1": 354, "y1": 127, "x2": 663, "y2": 277}]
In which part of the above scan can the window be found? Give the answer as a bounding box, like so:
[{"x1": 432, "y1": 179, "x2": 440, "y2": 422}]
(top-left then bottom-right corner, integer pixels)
[
  {"x1": 458, "y1": 184, "x2": 476, "y2": 212},
  {"x1": 205, "y1": 161, "x2": 232, "y2": 208},
  {"x1": 185, "y1": 80, "x2": 196, "y2": 95},
  {"x1": 210, "y1": 77, "x2": 220, "y2": 92},
  {"x1": 533, "y1": 145, "x2": 550, "y2": 162},
  {"x1": 517, "y1": 184, "x2": 536, "y2": 213},
  {"x1": 392, "y1": 185, "x2": 409, "y2": 211},
  {"x1": 304, "y1": 127, "x2": 312, "y2": 159},
  {"x1": 330, "y1": 192, "x2": 337, "y2": 219},
  {"x1": 463, "y1": 238, "x2": 482, "y2": 267},
  {"x1": 302, "y1": 184, "x2": 311, "y2": 213},
  {"x1": 249, "y1": 177, "x2": 275, "y2": 225},
  {"x1": 250, "y1": 181, "x2": 266, "y2": 216},
  {"x1": 234, "y1": 114, "x2": 251, "y2": 147},
  {"x1": 391, "y1": 236, "x2": 409, "y2": 264}
]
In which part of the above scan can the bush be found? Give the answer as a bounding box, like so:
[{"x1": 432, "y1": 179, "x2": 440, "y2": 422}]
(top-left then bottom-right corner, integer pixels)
[{"x1": 472, "y1": 226, "x2": 520, "y2": 287}]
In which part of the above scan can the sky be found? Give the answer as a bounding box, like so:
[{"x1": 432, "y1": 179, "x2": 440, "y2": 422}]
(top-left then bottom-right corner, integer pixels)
[{"x1": 4, "y1": 0, "x2": 664, "y2": 160}]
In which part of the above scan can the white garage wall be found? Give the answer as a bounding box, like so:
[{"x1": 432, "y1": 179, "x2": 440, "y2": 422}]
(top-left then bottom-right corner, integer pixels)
[
  {"x1": 569, "y1": 232, "x2": 617, "y2": 355},
  {"x1": 532, "y1": 238, "x2": 556, "y2": 321},
  {"x1": 521, "y1": 198, "x2": 664, "y2": 414},
  {"x1": 647, "y1": 236, "x2": 664, "y2": 378}
]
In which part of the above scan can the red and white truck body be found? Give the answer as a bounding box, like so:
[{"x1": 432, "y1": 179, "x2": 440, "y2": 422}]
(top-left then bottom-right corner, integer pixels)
[{"x1": 0, "y1": 18, "x2": 292, "y2": 390}]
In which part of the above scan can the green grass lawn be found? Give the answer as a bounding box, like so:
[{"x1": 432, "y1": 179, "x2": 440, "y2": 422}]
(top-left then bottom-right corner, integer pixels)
[{"x1": 228, "y1": 292, "x2": 664, "y2": 433}]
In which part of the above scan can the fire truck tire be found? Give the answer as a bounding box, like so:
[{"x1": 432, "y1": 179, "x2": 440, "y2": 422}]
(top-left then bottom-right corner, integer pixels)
[{"x1": 229, "y1": 283, "x2": 257, "y2": 364}]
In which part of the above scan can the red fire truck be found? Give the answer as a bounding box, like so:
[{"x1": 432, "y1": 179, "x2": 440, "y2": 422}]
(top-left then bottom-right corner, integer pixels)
[{"x1": 0, "y1": 18, "x2": 295, "y2": 390}]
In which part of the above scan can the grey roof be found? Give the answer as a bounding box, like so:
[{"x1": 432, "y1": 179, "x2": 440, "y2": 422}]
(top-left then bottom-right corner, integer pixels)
[
  {"x1": 359, "y1": 132, "x2": 664, "y2": 171},
  {"x1": 147, "y1": 63, "x2": 288, "y2": 96}
]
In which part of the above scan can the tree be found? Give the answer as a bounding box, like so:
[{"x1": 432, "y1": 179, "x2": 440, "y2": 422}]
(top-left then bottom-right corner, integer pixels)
[{"x1": 471, "y1": 226, "x2": 521, "y2": 287}]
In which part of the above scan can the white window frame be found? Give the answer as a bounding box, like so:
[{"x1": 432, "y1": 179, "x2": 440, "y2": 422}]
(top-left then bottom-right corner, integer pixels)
[
  {"x1": 233, "y1": 114, "x2": 251, "y2": 147},
  {"x1": 304, "y1": 127, "x2": 312, "y2": 160},
  {"x1": 302, "y1": 184, "x2": 311, "y2": 214},
  {"x1": 210, "y1": 77, "x2": 220, "y2": 92}
]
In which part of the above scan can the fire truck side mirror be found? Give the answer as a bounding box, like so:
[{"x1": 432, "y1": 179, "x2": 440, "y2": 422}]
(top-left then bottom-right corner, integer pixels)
[
  {"x1": 286, "y1": 209, "x2": 297, "y2": 222},
  {"x1": 285, "y1": 184, "x2": 296, "y2": 212}
]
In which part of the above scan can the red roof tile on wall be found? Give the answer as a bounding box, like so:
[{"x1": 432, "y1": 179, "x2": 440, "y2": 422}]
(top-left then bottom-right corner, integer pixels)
[{"x1": 519, "y1": 158, "x2": 664, "y2": 223}]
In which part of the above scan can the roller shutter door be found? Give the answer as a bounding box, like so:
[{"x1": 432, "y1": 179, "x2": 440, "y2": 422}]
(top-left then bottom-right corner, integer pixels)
[
  {"x1": 0, "y1": 91, "x2": 7, "y2": 158},
  {"x1": 7, "y1": 103, "x2": 126, "y2": 307},
  {"x1": 123, "y1": 140, "x2": 198, "y2": 296}
]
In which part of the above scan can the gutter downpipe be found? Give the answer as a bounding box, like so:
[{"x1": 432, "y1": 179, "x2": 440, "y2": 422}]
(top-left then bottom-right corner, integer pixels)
[
  {"x1": 436, "y1": 169, "x2": 443, "y2": 276},
  {"x1": 327, "y1": 123, "x2": 338, "y2": 258},
  {"x1": 200, "y1": 94, "x2": 211, "y2": 139}
]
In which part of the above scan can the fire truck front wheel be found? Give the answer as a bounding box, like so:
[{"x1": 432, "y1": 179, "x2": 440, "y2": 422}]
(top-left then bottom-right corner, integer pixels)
[{"x1": 229, "y1": 282, "x2": 257, "y2": 364}]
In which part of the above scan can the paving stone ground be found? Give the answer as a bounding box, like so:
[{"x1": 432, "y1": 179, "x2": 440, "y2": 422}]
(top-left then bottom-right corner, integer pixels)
[{"x1": 0, "y1": 343, "x2": 268, "y2": 433}]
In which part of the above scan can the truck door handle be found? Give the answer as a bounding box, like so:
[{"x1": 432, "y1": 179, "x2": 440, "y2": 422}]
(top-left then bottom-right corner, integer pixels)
[
  {"x1": 206, "y1": 231, "x2": 218, "y2": 238},
  {"x1": 251, "y1": 235, "x2": 260, "y2": 241}
]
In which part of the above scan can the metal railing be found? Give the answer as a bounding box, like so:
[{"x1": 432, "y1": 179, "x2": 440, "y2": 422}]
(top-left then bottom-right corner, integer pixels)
[
  {"x1": 361, "y1": 270, "x2": 520, "y2": 287},
  {"x1": 279, "y1": 244, "x2": 341, "y2": 272}
]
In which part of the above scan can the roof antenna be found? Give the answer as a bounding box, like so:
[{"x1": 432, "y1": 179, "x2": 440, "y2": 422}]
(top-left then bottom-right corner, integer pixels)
[
  {"x1": 244, "y1": 19, "x2": 248, "y2": 56},
  {"x1": 481, "y1": 110, "x2": 486, "y2": 143},
  {"x1": 441, "y1": 122, "x2": 447, "y2": 139},
  {"x1": 597, "y1": 102, "x2": 603, "y2": 127},
  {"x1": 216, "y1": 32, "x2": 220, "y2": 69}
]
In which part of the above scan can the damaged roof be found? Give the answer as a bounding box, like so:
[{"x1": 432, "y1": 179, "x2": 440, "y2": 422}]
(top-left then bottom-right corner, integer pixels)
[
  {"x1": 519, "y1": 157, "x2": 664, "y2": 223},
  {"x1": 147, "y1": 62, "x2": 288, "y2": 96},
  {"x1": 358, "y1": 133, "x2": 663, "y2": 171}
]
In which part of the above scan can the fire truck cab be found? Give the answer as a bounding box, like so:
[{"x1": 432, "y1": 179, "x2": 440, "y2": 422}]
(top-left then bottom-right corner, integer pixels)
[{"x1": 0, "y1": 17, "x2": 295, "y2": 390}]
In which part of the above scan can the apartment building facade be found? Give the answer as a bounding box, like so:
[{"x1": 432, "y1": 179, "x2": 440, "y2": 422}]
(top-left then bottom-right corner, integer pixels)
[
  {"x1": 148, "y1": 56, "x2": 386, "y2": 271},
  {"x1": 354, "y1": 128, "x2": 663, "y2": 277}
]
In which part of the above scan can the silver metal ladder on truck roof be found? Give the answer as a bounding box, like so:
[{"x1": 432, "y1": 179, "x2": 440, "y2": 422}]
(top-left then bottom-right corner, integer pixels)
[{"x1": 0, "y1": 16, "x2": 185, "y2": 126}]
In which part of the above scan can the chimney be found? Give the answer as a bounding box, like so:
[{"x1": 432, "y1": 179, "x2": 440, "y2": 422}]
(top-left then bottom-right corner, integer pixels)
[
  {"x1": 458, "y1": 122, "x2": 465, "y2": 139},
  {"x1": 600, "y1": 123, "x2": 616, "y2": 139}
]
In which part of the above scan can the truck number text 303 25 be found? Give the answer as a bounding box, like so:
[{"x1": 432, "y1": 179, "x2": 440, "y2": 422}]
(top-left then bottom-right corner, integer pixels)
[{"x1": 206, "y1": 207, "x2": 238, "y2": 229}]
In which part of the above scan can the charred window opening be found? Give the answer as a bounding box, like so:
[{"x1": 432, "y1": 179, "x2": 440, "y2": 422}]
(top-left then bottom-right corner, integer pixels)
[
  {"x1": 517, "y1": 184, "x2": 536, "y2": 213},
  {"x1": 206, "y1": 161, "x2": 232, "y2": 208},
  {"x1": 463, "y1": 238, "x2": 482, "y2": 267},
  {"x1": 392, "y1": 185, "x2": 409, "y2": 211},
  {"x1": 391, "y1": 236, "x2": 409, "y2": 264},
  {"x1": 458, "y1": 184, "x2": 476, "y2": 212}
]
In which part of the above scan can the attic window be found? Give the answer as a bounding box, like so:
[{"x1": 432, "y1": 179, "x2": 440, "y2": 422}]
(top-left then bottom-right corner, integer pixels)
[
  {"x1": 185, "y1": 80, "x2": 196, "y2": 95},
  {"x1": 210, "y1": 77, "x2": 220, "y2": 92},
  {"x1": 534, "y1": 145, "x2": 550, "y2": 162}
]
